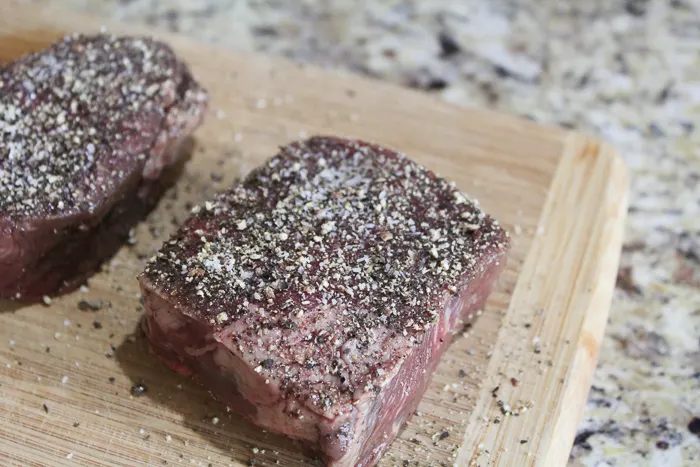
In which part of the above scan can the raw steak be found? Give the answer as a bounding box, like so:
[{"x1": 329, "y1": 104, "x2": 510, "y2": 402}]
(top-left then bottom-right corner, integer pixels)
[
  {"x1": 0, "y1": 33, "x2": 208, "y2": 299},
  {"x1": 139, "y1": 137, "x2": 509, "y2": 466}
]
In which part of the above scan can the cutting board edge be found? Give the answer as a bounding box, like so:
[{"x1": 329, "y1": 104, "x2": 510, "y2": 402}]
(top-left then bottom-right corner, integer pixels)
[
  {"x1": 538, "y1": 134, "x2": 629, "y2": 466},
  {"x1": 457, "y1": 133, "x2": 628, "y2": 466}
]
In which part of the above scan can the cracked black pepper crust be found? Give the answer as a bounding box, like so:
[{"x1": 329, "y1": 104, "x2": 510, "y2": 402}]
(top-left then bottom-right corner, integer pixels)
[
  {"x1": 142, "y1": 136, "x2": 509, "y2": 409},
  {"x1": 0, "y1": 33, "x2": 207, "y2": 219}
]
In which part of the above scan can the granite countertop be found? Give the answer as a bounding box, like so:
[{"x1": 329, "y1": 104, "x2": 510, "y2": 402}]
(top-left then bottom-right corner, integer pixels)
[{"x1": 32, "y1": 0, "x2": 700, "y2": 464}]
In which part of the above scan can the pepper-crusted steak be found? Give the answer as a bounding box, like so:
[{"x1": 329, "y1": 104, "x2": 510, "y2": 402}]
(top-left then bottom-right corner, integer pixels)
[
  {"x1": 0, "y1": 33, "x2": 208, "y2": 299},
  {"x1": 140, "y1": 136, "x2": 509, "y2": 466}
]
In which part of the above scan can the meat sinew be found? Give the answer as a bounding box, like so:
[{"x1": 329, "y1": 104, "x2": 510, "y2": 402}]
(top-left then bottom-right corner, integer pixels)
[
  {"x1": 0, "y1": 34, "x2": 208, "y2": 299},
  {"x1": 139, "y1": 136, "x2": 509, "y2": 466}
]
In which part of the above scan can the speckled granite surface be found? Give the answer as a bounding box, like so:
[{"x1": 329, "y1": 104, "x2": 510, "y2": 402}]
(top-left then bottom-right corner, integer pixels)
[{"x1": 29, "y1": 0, "x2": 700, "y2": 465}]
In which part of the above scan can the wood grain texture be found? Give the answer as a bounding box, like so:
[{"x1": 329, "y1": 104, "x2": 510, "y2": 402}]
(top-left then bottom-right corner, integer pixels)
[{"x1": 0, "y1": 3, "x2": 628, "y2": 466}]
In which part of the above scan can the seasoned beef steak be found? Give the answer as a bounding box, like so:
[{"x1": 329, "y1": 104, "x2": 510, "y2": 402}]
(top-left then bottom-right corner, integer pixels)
[
  {"x1": 139, "y1": 137, "x2": 508, "y2": 466},
  {"x1": 0, "y1": 33, "x2": 208, "y2": 299}
]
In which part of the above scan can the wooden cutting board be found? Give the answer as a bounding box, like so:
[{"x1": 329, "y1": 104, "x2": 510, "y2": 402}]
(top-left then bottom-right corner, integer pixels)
[{"x1": 0, "y1": 3, "x2": 628, "y2": 466}]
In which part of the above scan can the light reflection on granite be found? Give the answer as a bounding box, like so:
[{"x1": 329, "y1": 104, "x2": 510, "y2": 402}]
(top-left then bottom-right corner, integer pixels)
[{"x1": 29, "y1": 0, "x2": 700, "y2": 464}]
